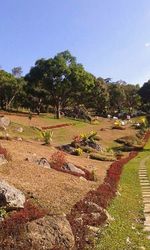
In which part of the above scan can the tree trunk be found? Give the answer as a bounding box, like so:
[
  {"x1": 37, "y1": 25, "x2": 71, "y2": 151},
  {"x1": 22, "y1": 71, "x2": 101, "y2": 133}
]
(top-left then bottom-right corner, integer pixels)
[{"x1": 56, "y1": 102, "x2": 61, "y2": 119}]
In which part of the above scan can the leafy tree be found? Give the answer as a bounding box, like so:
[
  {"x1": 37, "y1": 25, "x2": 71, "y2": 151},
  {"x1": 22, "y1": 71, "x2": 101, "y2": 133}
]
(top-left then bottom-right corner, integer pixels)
[
  {"x1": 0, "y1": 69, "x2": 25, "y2": 110},
  {"x1": 124, "y1": 84, "x2": 141, "y2": 111},
  {"x1": 139, "y1": 80, "x2": 150, "y2": 103},
  {"x1": 108, "y1": 82, "x2": 126, "y2": 112},
  {"x1": 90, "y1": 77, "x2": 109, "y2": 115},
  {"x1": 25, "y1": 50, "x2": 95, "y2": 118}
]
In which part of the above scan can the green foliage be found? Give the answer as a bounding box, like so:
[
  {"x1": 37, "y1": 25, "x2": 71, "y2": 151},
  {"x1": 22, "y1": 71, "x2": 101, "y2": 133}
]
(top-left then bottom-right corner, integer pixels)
[
  {"x1": 96, "y1": 143, "x2": 150, "y2": 250},
  {"x1": 25, "y1": 50, "x2": 95, "y2": 118},
  {"x1": 74, "y1": 148, "x2": 83, "y2": 156},
  {"x1": 0, "y1": 208, "x2": 7, "y2": 218},
  {"x1": 90, "y1": 153, "x2": 115, "y2": 161},
  {"x1": 41, "y1": 130, "x2": 53, "y2": 145}
]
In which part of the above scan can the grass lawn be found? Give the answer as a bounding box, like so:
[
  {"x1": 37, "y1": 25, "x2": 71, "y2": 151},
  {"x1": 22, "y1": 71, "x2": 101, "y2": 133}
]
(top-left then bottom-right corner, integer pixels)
[{"x1": 95, "y1": 140, "x2": 150, "y2": 250}]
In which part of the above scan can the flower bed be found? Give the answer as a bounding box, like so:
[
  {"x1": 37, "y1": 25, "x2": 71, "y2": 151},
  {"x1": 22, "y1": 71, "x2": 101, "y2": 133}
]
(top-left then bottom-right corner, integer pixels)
[
  {"x1": 50, "y1": 151, "x2": 94, "y2": 181},
  {"x1": 0, "y1": 201, "x2": 46, "y2": 249}
]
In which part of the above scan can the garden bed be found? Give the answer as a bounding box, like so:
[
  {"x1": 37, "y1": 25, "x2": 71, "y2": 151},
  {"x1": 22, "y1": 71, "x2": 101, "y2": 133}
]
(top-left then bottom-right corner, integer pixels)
[{"x1": 66, "y1": 131, "x2": 150, "y2": 249}]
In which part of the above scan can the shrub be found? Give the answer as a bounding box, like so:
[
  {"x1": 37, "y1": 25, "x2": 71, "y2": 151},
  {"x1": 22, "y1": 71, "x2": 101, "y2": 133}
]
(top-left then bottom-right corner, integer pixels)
[
  {"x1": 51, "y1": 151, "x2": 67, "y2": 169},
  {"x1": 74, "y1": 148, "x2": 83, "y2": 156},
  {"x1": 41, "y1": 130, "x2": 53, "y2": 145},
  {"x1": 80, "y1": 146, "x2": 93, "y2": 153},
  {"x1": 72, "y1": 135, "x2": 82, "y2": 144},
  {"x1": 90, "y1": 153, "x2": 115, "y2": 161},
  {"x1": 0, "y1": 208, "x2": 7, "y2": 218}
]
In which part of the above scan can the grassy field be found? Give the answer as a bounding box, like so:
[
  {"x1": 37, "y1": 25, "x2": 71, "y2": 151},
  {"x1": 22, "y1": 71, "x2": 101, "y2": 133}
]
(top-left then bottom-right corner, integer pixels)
[{"x1": 95, "y1": 140, "x2": 150, "y2": 250}]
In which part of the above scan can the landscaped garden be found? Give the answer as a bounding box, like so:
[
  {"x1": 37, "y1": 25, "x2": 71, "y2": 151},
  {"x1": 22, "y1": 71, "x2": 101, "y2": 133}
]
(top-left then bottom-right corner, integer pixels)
[{"x1": 0, "y1": 110, "x2": 150, "y2": 249}]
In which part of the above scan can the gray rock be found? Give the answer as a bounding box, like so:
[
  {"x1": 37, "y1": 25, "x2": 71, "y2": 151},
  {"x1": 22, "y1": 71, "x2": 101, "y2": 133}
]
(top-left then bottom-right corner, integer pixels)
[
  {"x1": 84, "y1": 201, "x2": 103, "y2": 213},
  {"x1": 0, "y1": 154, "x2": 8, "y2": 166},
  {"x1": 38, "y1": 158, "x2": 51, "y2": 169},
  {"x1": 26, "y1": 215, "x2": 75, "y2": 250},
  {"x1": 63, "y1": 162, "x2": 85, "y2": 175},
  {"x1": 16, "y1": 127, "x2": 23, "y2": 133},
  {"x1": 0, "y1": 116, "x2": 10, "y2": 129},
  {"x1": 0, "y1": 180, "x2": 25, "y2": 210}
]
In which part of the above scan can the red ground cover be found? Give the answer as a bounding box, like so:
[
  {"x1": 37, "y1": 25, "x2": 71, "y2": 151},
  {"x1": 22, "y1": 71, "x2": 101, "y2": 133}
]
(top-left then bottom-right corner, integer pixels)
[
  {"x1": 42, "y1": 123, "x2": 74, "y2": 130},
  {"x1": 67, "y1": 130, "x2": 150, "y2": 249}
]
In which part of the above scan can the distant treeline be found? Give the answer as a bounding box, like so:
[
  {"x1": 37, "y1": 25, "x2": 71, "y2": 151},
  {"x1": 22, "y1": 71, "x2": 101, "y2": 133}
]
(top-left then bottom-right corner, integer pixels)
[{"x1": 0, "y1": 50, "x2": 150, "y2": 118}]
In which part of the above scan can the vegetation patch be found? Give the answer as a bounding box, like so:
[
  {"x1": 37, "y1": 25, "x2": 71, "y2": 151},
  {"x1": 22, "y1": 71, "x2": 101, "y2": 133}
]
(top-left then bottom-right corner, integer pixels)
[
  {"x1": 90, "y1": 153, "x2": 115, "y2": 162},
  {"x1": 41, "y1": 123, "x2": 74, "y2": 130},
  {"x1": 0, "y1": 201, "x2": 46, "y2": 249},
  {"x1": 67, "y1": 150, "x2": 138, "y2": 249},
  {"x1": 50, "y1": 151, "x2": 94, "y2": 181},
  {"x1": 95, "y1": 139, "x2": 150, "y2": 250}
]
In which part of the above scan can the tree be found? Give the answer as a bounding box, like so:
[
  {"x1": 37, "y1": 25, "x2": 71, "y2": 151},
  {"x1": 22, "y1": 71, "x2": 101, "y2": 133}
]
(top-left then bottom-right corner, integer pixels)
[
  {"x1": 25, "y1": 50, "x2": 95, "y2": 118},
  {"x1": 0, "y1": 69, "x2": 25, "y2": 110},
  {"x1": 90, "y1": 77, "x2": 109, "y2": 115},
  {"x1": 108, "y1": 82, "x2": 126, "y2": 112},
  {"x1": 139, "y1": 80, "x2": 150, "y2": 103}
]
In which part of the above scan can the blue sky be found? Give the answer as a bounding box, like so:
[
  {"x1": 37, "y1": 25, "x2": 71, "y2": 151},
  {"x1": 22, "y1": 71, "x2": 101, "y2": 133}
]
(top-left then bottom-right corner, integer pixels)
[{"x1": 1, "y1": 0, "x2": 150, "y2": 84}]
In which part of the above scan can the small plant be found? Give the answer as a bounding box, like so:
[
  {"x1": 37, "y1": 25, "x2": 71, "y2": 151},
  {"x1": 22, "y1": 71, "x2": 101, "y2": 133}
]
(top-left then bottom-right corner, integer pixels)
[
  {"x1": 72, "y1": 135, "x2": 82, "y2": 144},
  {"x1": 51, "y1": 151, "x2": 67, "y2": 169},
  {"x1": 74, "y1": 148, "x2": 83, "y2": 156},
  {"x1": 91, "y1": 169, "x2": 97, "y2": 181},
  {"x1": 0, "y1": 208, "x2": 7, "y2": 218},
  {"x1": 90, "y1": 153, "x2": 115, "y2": 161},
  {"x1": 41, "y1": 130, "x2": 53, "y2": 145}
]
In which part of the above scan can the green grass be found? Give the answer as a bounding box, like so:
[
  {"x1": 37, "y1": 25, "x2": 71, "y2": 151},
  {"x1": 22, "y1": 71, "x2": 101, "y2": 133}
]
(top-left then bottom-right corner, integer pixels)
[
  {"x1": 1, "y1": 122, "x2": 41, "y2": 140},
  {"x1": 95, "y1": 140, "x2": 150, "y2": 250},
  {"x1": 145, "y1": 147, "x2": 150, "y2": 183}
]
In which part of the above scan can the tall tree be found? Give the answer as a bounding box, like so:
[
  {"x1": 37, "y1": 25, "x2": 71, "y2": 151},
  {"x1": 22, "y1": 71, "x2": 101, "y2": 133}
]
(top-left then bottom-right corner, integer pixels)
[{"x1": 25, "y1": 50, "x2": 95, "y2": 118}]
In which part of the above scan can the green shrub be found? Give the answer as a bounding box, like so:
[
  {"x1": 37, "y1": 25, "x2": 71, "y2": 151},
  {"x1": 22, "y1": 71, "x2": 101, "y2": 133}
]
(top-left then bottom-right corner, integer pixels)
[
  {"x1": 74, "y1": 148, "x2": 83, "y2": 156},
  {"x1": 0, "y1": 208, "x2": 6, "y2": 218},
  {"x1": 80, "y1": 146, "x2": 93, "y2": 153},
  {"x1": 90, "y1": 153, "x2": 115, "y2": 161},
  {"x1": 41, "y1": 130, "x2": 53, "y2": 145}
]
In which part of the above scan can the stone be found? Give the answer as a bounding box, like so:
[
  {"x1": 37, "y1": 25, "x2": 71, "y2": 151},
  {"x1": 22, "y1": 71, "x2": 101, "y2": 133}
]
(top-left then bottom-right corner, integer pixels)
[
  {"x1": 38, "y1": 157, "x2": 51, "y2": 169},
  {"x1": 63, "y1": 162, "x2": 85, "y2": 175},
  {"x1": 26, "y1": 215, "x2": 75, "y2": 250},
  {"x1": 16, "y1": 127, "x2": 24, "y2": 133},
  {"x1": 84, "y1": 201, "x2": 103, "y2": 213},
  {"x1": 0, "y1": 154, "x2": 8, "y2": 166},
  {"x1": 0, "y1": 116, "x2": 10, "y2": 129},
  {"x1": 17, "y1": 137, "x2": 23, "y2": 141},
  {"x1": 79, "y1": 176, "x2": 87, "y2": 181},
  {"x1": 0, "y1": 180, "x2": 25, "y2": 210}
]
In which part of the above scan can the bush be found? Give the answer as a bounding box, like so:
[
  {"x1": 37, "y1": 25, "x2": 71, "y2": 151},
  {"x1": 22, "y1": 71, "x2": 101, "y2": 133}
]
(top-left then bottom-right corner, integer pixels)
[
  {"x1": 51, "y1": 151, "x2": 67, "y2": 169},
  {"x1": 74, "y1": 148, "x2": 83, "y2": 156},
  {"x1": 41, "y1": 130, "x2": 53, "y2": 145},
  {"x1": 90, "y1": 153, "x2": 115, "y2": 161}
]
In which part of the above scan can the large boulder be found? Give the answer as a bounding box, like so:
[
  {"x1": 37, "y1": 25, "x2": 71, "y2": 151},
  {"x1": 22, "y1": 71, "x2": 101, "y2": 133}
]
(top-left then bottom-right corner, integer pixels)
[
  {"x1": 0, "y1": 180, "x2": 25, "y2": 210},
  {"x1": 26, "y1": 215, "x2": 75, "y2": 250},
  {"x1": 63, "y1": 162, "x2": 85, "y2": 175}
]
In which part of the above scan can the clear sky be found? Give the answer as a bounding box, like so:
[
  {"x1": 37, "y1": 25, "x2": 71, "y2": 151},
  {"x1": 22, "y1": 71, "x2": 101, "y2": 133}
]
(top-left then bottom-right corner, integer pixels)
[{"x1": 1, "y1": 0, "x2": 150, "y2": 84}]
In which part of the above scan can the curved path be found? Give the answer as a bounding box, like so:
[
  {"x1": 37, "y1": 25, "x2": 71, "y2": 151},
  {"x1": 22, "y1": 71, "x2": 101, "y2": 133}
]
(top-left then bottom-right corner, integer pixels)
[{"x1": 139, "y1": 156, "x2": 150, "y2": 237}]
